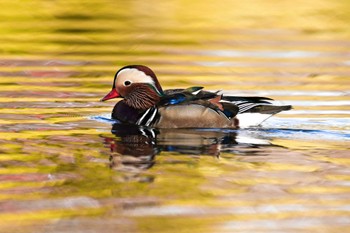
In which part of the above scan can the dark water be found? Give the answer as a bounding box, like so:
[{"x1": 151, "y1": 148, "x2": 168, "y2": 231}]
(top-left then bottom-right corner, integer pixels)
[{"x1": 1, "y1": 1, "x2": 350, "y2": 232}]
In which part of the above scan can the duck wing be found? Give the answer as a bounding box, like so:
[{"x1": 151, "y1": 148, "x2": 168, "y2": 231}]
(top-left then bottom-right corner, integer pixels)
[{"x1": 161, "y1": 87, "x2": 238, "y2": 119}]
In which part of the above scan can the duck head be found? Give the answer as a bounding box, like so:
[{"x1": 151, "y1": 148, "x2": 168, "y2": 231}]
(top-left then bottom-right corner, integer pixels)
[{"x1": 101, "y1": 65, "x2": 164, "y2": 110}]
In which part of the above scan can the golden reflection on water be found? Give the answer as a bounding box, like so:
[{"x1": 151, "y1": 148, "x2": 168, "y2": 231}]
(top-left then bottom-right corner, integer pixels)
[{"x1": 0, "y1": 0, "x2": 350, "y2": 232}]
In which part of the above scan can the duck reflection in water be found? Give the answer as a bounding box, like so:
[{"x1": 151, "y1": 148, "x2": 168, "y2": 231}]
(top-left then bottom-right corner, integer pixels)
[{"x1": 103, "y1": 123, "x2": 274, "y2": 180}]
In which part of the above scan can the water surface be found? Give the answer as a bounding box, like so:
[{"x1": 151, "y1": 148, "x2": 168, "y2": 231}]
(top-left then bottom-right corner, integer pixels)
[{"x1": 0, "y1": 1, "x2": 350, "y2": 232}]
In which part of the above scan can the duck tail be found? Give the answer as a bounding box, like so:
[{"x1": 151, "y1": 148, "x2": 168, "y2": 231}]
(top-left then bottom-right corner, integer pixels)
[{"x1": 246, "y1": 104, "x2": 292, "y2": 114}]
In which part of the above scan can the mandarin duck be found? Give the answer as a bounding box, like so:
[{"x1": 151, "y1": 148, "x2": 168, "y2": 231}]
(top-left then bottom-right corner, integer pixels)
[{"x1": 101, "y1": 65, "x2": 292, "y2": 128}]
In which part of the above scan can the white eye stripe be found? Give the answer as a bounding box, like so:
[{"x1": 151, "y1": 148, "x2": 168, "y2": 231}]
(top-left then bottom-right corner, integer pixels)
[{"x1": 116, "y1": 68, "x2": 155, "y2": 86}]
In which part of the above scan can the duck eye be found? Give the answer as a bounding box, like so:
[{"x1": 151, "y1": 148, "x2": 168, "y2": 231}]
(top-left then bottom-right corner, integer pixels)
[{"x1": 124, "y1": 80, "x2": 131, "y2": 86}]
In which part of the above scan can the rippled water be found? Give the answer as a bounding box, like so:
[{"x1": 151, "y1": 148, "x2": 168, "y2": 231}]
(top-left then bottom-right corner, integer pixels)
[{"x1": 1, "y1": 1, "x2": 350, "y2": 232}]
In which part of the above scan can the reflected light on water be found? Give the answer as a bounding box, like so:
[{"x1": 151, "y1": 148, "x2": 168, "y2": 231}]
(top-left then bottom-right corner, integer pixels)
[{"x1": 0, "y1": 0, "x2": 350, "y2": 232}]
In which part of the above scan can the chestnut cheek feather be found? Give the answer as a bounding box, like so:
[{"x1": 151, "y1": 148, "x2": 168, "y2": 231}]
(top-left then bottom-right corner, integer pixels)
[
  {"x1": 124, "y1": 84, "x2": 161, "y2": 109},
  {"x1": 118, "y1": 85, "x2": 129, "y2": 97}
]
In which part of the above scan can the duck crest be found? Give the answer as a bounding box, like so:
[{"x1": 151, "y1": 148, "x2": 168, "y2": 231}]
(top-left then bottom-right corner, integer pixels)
[{"x1": 115, "y1": 65, "x2": 163, "y2": 95}]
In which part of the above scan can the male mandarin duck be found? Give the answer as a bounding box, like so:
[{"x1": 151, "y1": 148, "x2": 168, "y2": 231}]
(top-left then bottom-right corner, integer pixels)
[{"x1": 101, "y1": 65, "x2": 292, "y2": 128}]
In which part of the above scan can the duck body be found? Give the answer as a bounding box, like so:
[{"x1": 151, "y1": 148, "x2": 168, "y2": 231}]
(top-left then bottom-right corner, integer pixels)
[{"x1": 102, "y1": 65, "x2": 292, "y2": 128}]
